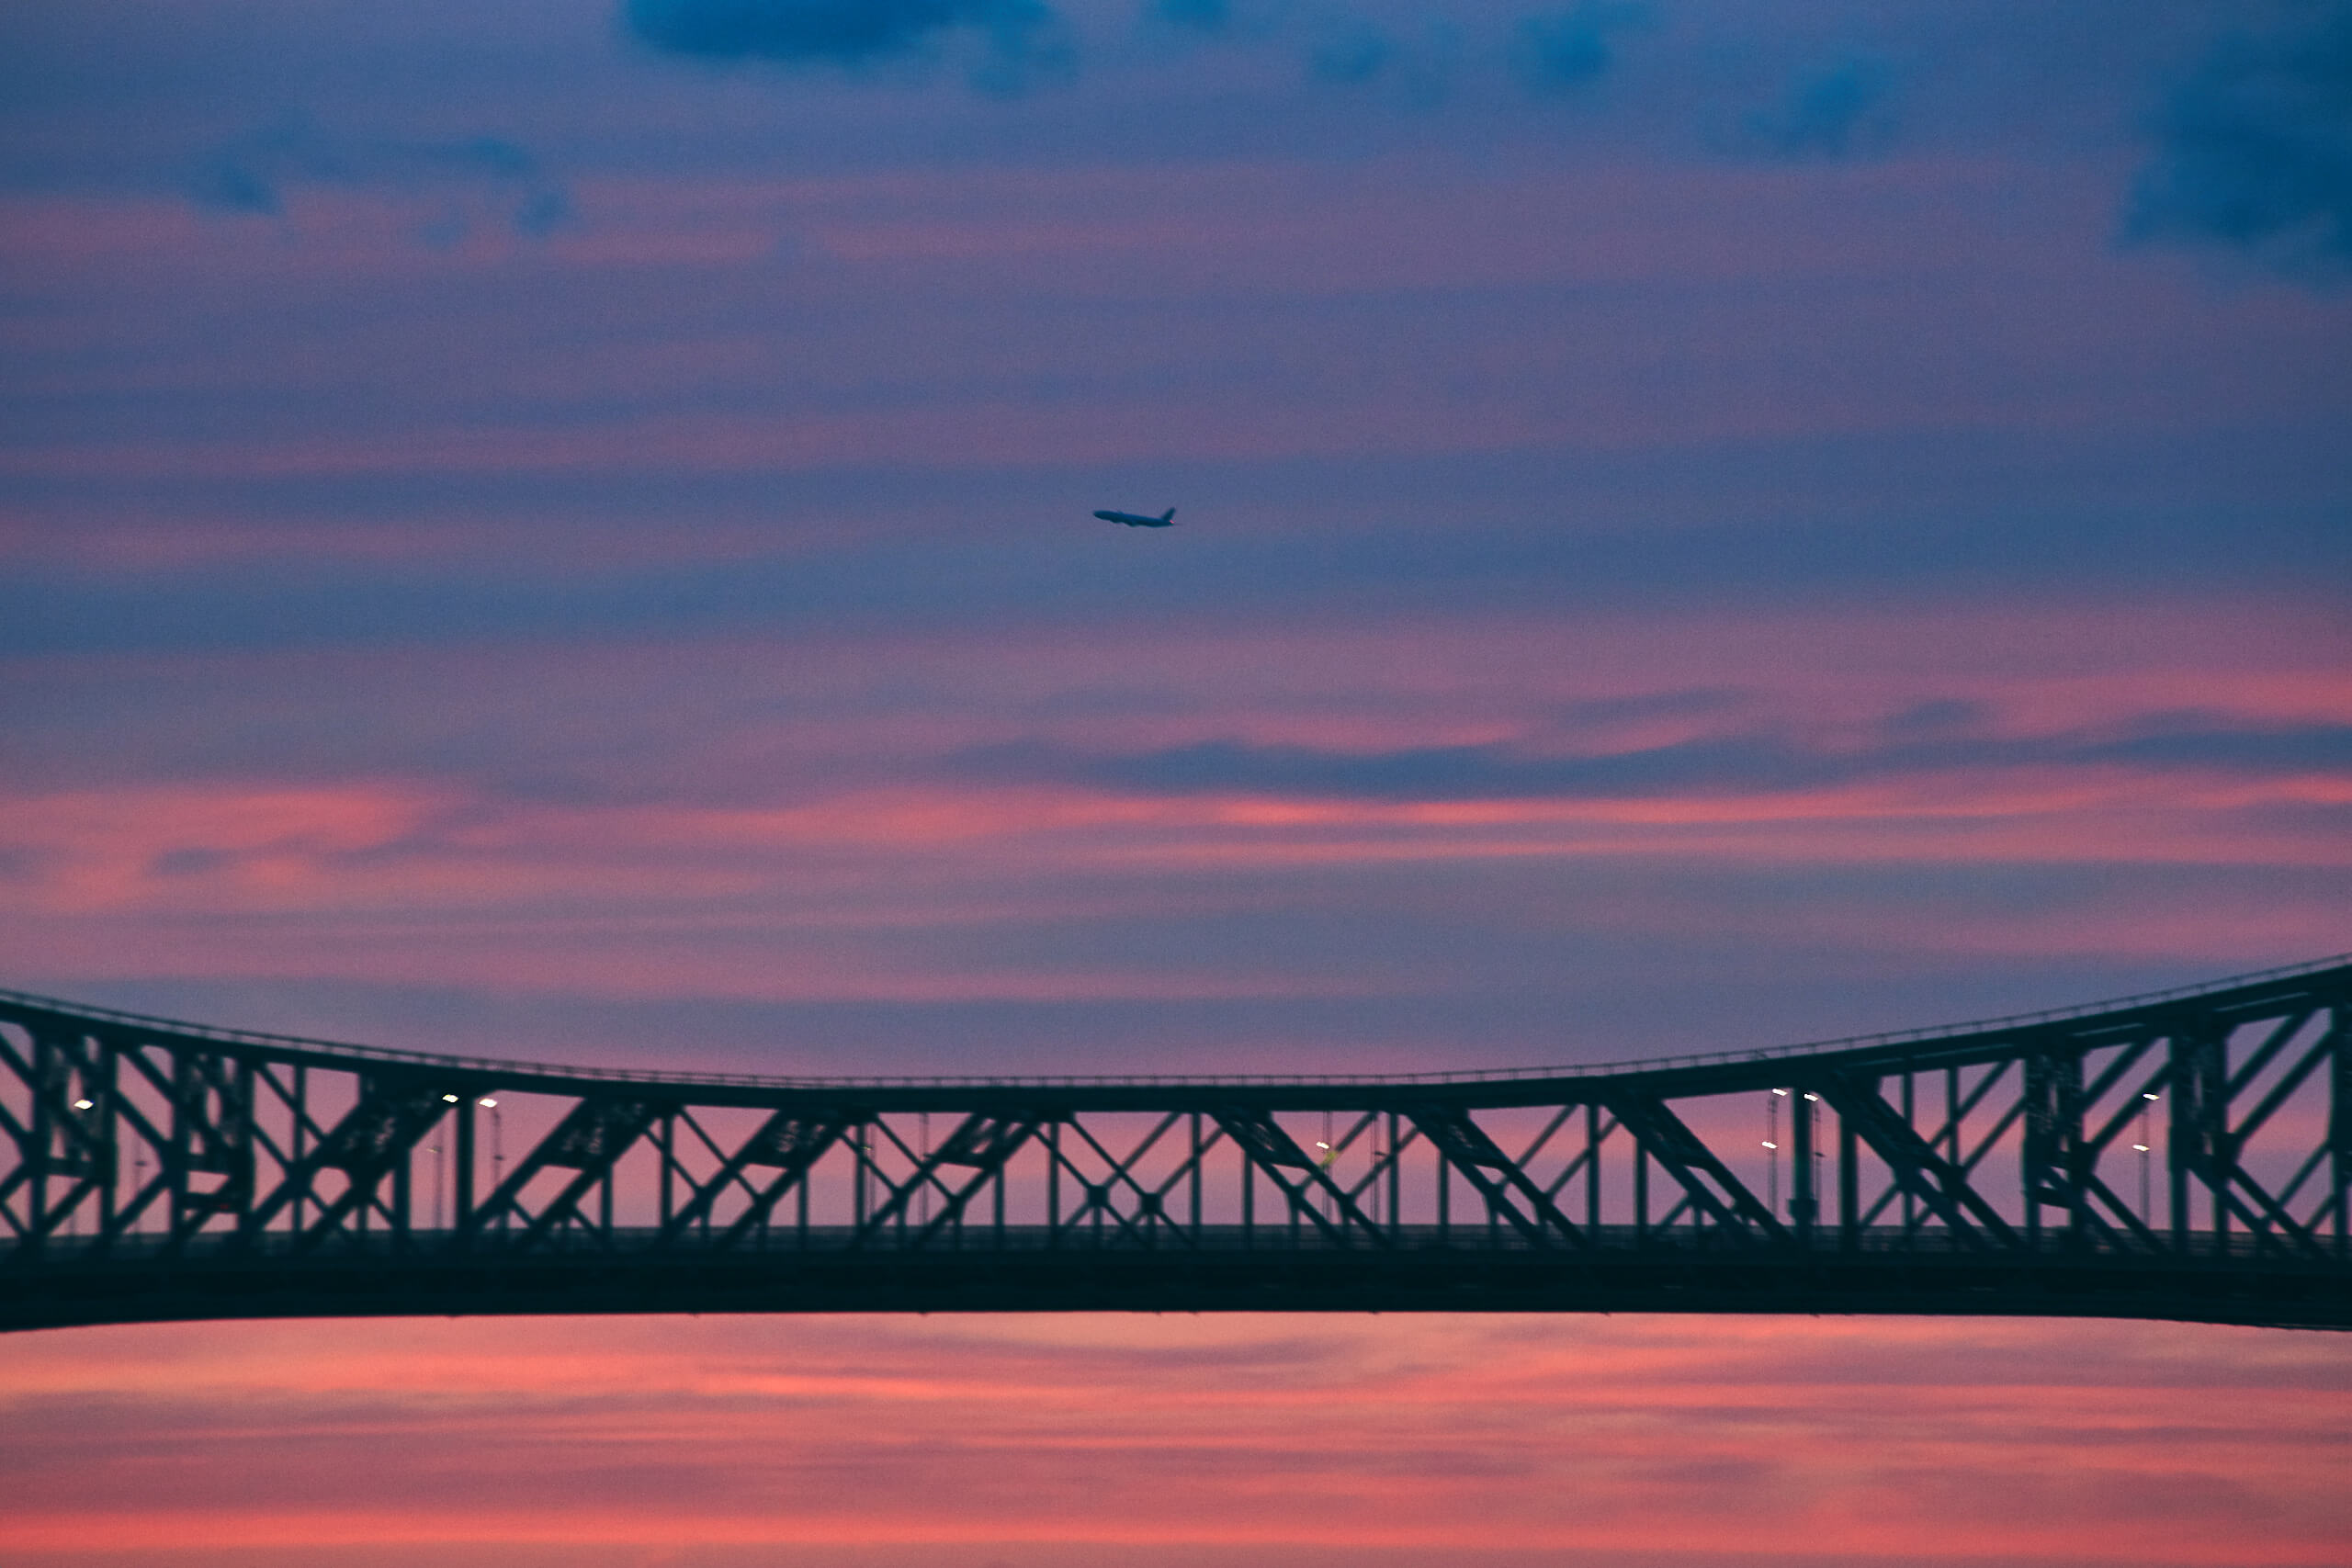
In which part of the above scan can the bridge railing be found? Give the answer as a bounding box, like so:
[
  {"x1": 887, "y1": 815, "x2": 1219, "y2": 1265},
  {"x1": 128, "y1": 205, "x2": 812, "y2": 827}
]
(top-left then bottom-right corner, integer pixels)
[
  {"x1": 1, "y1": 949, "x2": 2345, "y2": 1090},
  {"x1": 13, "y1": 1222, "x2": 2342, "y2": 1269}
]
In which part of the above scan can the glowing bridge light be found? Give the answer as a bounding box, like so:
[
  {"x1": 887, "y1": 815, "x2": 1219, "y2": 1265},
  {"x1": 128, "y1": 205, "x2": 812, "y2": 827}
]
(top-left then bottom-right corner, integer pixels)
[
  {"x1": 1761, "y1": 1141, "x2": 1778, "y2": 1150},
  {"x1": 1771, "y1": 1088, "x2": 1789, "y2": 1097},
  {"x1": 2144, "y1": 1091, "x2": 2162, "y2": 1100},
  {"x1": 441, "y1": 1093, "x2": 459, "y2": 1103},
  {"x1": 1803, "y1": 1092, "x2": 1819, "y2": 1101},
  {"x1": 477, "y1": 1098, "x2": 498, "y2": 1108},
  {"x1": 71, "y1": 1099, "x2": 93, "y2": 1111},
  {"x1": 2132, "y1": 1144, "x2": 2151, "y2": 1153}
]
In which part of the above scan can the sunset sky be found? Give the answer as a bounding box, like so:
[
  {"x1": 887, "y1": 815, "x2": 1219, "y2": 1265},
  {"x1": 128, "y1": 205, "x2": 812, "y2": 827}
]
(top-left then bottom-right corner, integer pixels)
[{"x1": 2, "y1": 0, "x2": 2348, "y2": 1562}]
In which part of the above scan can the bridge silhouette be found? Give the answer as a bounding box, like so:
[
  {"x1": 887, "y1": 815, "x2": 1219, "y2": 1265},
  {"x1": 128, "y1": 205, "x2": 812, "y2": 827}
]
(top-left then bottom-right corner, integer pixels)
[{"x1": 4, "y1": 958, "x2": 2348, "y2": 1332}]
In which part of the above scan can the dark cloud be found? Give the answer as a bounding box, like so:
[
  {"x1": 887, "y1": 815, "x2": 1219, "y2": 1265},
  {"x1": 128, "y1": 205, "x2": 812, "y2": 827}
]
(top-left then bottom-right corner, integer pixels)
[
  {"x1": 1737, "y1": 58, "x2": 1897, "y2": 158},
  {"x1": 190, "y1": 118, "x2": 571, "y2": 241},
  {"x1": 1510, "y1": 3, "x2": 1648, "y2": 96},
  {"x1": 623, "y1": 0, "x2": 1073, "y2": 91},
  {"x1": 978, "y1": 732, "x2": 1815, "y2": 800},
  {"x1": 1306, "y1": 17, "x2": 1395, "y2": 86},
  {"x1": 1152, "y1": 0, "x2": 1231, "y2": 36},
  {"x1": 1295, "y1": 13, "x2": 1464, "y2": 105},
  {"x1": 2127, "y1": 6, "x2": 2352, "y2": 276},
  {"x1": 2087, "y1": 715, "x2": 2352, "y2": 772},
  {"x1": 956, "y1": 716, "x2": 2352, "y2": 803}
]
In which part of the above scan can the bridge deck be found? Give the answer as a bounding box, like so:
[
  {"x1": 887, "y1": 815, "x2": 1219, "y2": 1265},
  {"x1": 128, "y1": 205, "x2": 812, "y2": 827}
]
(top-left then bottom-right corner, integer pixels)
[{"x1": 11, "y1": 1225, "x2": 2348, "y2": 1332}]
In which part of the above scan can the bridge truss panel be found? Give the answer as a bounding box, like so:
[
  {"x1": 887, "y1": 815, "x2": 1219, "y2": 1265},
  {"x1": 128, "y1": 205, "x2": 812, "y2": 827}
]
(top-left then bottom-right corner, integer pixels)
[{"x1": 1, "y1": 964, "x2": 2347, "y2": 1329}]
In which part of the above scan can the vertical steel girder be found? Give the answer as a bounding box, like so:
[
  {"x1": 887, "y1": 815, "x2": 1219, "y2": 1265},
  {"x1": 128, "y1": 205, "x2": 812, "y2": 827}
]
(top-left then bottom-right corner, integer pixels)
[{"x1": 2332, "y1": 1010, "x2": 2352, "y2": 1257}]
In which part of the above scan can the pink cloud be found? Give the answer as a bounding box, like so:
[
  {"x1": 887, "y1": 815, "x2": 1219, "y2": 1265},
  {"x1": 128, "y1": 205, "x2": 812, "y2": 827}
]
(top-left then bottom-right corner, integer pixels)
[
  {"x1": 6, "y1": 150, "x2": 2346, "y2": 486},
  {"x1": 2, "y1": 590, "x2": 2345, "y2": 1015},
  {"x1": 1, "y1": 1314, "x2": 2345, "y2": 1565}
]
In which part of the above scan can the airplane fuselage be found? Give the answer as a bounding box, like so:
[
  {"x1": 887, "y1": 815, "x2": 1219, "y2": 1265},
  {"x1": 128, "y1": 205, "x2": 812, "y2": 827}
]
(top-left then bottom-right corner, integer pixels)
[{"x1": 1094, "y1": 507, "x2": 1176, "y2": 527}]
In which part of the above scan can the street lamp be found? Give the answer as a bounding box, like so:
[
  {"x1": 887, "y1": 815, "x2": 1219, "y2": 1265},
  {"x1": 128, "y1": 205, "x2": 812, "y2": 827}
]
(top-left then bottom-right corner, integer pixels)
[{"x1": 479, "y1": 1098, "x2": 504, "y2": 1230}]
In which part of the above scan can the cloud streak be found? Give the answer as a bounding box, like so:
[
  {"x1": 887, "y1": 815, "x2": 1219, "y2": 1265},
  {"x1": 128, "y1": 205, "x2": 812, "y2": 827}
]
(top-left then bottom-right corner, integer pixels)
[
  {"x1": 624, "y1": 0, "x2": 1075, "y2": 92},
  {"x1": 619, "y1": 0, "x2": 1666, "y2": 103},
  {"x1": 1736, "y1": 58, "x2": 1897, "y2": 159},
  {"x1": 1510, "y1": 2, "x2": 1648, "y2": 97},
  {"x1": 2, "y1": 1314, "x2": 2347, "y2": 1566},
  {"x1": 190, "y1": 118, "x2": 571, "y2": 243},
  {"x1": 960, "y1": 713, "x2": 2352, "y2": 804}
]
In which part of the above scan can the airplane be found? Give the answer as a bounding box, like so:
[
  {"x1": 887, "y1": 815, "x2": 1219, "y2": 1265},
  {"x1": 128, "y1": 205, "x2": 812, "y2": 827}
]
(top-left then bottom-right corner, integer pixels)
[{"x1": 1094, "y1": 506, "x2": 1176, "y2": 527}]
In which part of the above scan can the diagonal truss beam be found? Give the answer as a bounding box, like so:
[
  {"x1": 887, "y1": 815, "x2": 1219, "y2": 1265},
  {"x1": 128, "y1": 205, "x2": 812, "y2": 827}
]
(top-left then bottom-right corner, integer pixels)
[
  {"x1": 1601, "y1": 1092, "x2": 1788, "y2": 1244},
  {"x1": 1408, "y1": 1108, "x2": 1588, "y2": 1247},
  {"x1": 1815, "y1": 1071, "x2": 2019, "y2": 1249},
  {"x1": 851, "y1": 1111, "x2": 1045, "y2": 1249},
  {"x1": 242, "y1": 1076, "x2": 454, "y2": 1254},
  {"x1": 1215, "y1": 1111, "x2": 1387, "y2": 1247},
  {"x1": 469, "y1": 1097, "x2": 662, "y2": 1253},
  {"x1": 660, "y1": 1109, "x2": 854, "y2": 1249}
]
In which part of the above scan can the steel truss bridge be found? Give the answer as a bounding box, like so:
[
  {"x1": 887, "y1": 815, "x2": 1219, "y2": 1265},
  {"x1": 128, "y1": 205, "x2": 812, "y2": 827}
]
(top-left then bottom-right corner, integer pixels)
[{"x1": 4, "y1": 958, "x2": 2349, "y2": 1333}]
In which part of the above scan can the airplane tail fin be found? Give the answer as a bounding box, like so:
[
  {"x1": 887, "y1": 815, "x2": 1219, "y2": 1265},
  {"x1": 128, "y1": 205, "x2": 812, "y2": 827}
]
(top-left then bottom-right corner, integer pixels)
[{"x1": 1160, "y1": 508, "x2": 1177, "y2": 524}]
